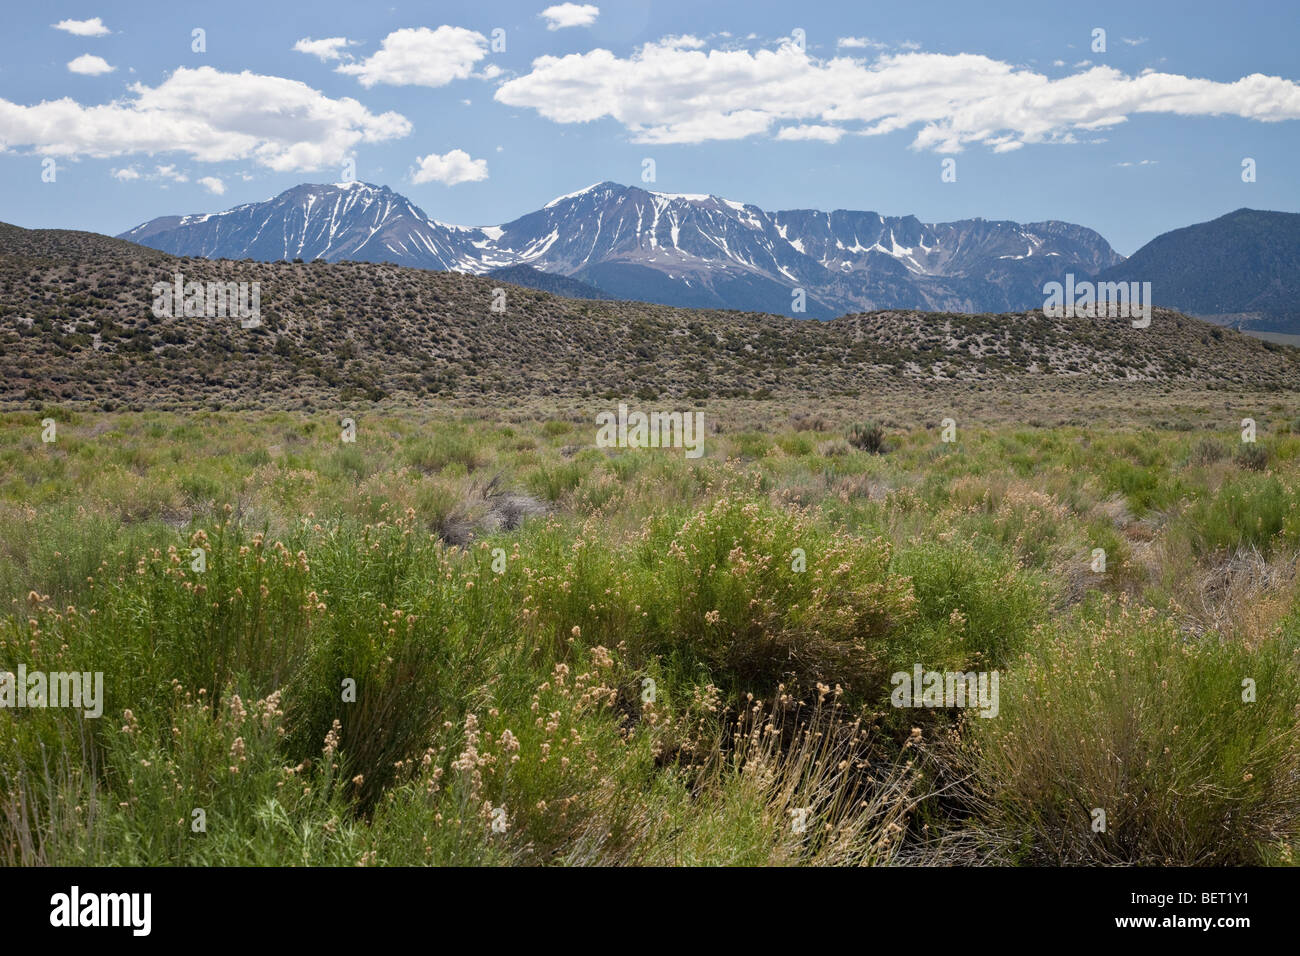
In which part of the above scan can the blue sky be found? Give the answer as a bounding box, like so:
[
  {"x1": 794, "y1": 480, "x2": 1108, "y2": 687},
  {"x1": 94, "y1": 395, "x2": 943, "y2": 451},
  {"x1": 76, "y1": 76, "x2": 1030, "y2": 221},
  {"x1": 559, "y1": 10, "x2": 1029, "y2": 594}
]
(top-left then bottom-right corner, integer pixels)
[{"x1": 2, "y1": 0, "x2": 1298, "y2": 254}]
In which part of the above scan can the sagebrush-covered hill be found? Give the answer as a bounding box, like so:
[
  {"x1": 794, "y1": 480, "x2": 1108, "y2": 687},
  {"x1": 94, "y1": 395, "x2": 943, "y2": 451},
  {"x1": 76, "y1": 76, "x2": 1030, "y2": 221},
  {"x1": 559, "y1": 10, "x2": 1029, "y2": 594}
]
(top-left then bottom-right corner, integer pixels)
[{"x1": 2, "y1": 221, "x2": 1297, "y2": 409}]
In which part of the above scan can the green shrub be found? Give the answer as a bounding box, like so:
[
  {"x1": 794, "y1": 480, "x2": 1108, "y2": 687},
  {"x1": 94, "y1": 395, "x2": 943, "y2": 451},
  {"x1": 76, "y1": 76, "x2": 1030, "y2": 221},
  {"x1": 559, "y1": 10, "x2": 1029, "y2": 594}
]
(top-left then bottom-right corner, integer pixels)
[
  {"x1": 891, "y1": 537, "x2": 1045, "y2": 671},
  {"x1": 636, "y1": 496, "x2": 915, "y2": 692},
  {"x1": 968, "y1": 607, "x2": 1300, "y2": 864},
  {"x1": 848, "y1": 422, "x2": 886, "y2": 454},
  {"x1": 1181, "y1": 474, "x2": 1294, "y2": 557}
]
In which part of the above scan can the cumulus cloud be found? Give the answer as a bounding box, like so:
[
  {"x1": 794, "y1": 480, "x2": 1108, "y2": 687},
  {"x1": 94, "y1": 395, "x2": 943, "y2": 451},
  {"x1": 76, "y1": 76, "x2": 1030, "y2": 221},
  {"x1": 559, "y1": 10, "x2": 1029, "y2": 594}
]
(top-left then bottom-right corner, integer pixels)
[
  {"x1": 337, "y1": 26, "x2": 488, "y2": 87},
  {"x1": 494, "y1": 36, "x2": 1300, "y2": 150},
  {"x1": 411, "y1": 149, "x2": 488, "y2": 185},
  {"x1": 111, "y1": 166, "x2": 140, "y2": 180},
  {"x1": 294, "y1": 37, "x2": 355, "y2": 62},
  {"x1": 68, "y1": 54, "x2": 114, "y2": 75},
  {"x1": 0, "y1": 66, "x2": 411, "y2": 172},
  {"x1": 53, "y1": 17, "x2": 110, "y2": 37},
  {"x1": 540, "y1": 4, "x2": 599, "y2": 30},
  {"x1": 197, "y1": 176, "x2": 226, "y2": 194}
]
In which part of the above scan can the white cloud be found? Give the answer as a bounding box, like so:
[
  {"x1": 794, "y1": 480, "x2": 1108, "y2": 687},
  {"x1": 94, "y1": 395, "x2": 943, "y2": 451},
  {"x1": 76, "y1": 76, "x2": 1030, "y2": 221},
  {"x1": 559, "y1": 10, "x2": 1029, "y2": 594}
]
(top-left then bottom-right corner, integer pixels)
[
  {"x1": 155, "y1": 165, "x2": 188, "y2": 182},
  {"x1": 540, "y1": 4, "x2": 599, "y2": 31},
  {"x1": 837, "y1": 37, "x2": 885, "y2": 50},
  {"x1": 411, "y1": 149, "x2": 488, "y2": 185},
  {"x1": 1122, "y1": 37, "x2": 1150, "y2": 47},
  {"x1": 68, "y1": 54, "x2": 114, "y2": 76},
  {"x1": 495, "y1": 37, "x2": 1300, "y2": 150},
  {"x1": 53, "y1": 17, "x2": 110, "y2": 37},
  {"x1": 198, "y1": 176, "x2": 226, "y2": 194},
  {"x1": 294, "y1": 37, "x2": 354, "y2": 62},
  {"x1": 1115, "y1": 159, "x2": 1158, "y2": 167},
  {"x1": 776, "y1": 124, "x2": 844, "y2": 142},
  {"x1": 337, "y1": 26, "x2": 487, "y2": 87},
  {"x1": 0, "y1": 66, "x2": 411, "y2": 172},
  {"x1": 111, "y1": 166, "x2": 140, "y2": 180},
  {"x1": 659, "y1": 34, "x2": 705, "y2": 49}
]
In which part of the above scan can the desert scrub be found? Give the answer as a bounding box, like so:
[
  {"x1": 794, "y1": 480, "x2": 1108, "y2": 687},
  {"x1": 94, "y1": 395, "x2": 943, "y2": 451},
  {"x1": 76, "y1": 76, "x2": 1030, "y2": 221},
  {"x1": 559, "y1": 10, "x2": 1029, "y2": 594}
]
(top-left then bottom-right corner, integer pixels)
[
  {"x1": 402, "y1": 428, "x2": 487, "y2": 474},
  {"x1": 1177, "y1": 473, "x2": 1297, "y2": 558},
  {"x1": 4, "y1": 410, "x2": 1300, "y2": 865},
  {"x1": 943, "y1": 484, "x2": 1076, "y2": 570},
  {"x1": 636, "y1": 494, "x2": 915, "y2": 693},
  {"x1": 965, "y1": 605, "x2": 1300, "y2": 865},
  {"x1": 561, "y1": 687, "x2": 928, "y2": 865},
  {"x1": 363, "y1": 646, "x2": 653, "y2": 864},
  {"x1": 2, "y1": 687, "x2": 362, "y2": 866},
  {"x1": 847, "y1": 422, "x2": 886, "y2": 454},
  {"x1": 890, "y1": 535, "x2": 1046, "y2": 674},
  {"x1": 283, "y1": 516, "x2": 529, "y2": 810}
]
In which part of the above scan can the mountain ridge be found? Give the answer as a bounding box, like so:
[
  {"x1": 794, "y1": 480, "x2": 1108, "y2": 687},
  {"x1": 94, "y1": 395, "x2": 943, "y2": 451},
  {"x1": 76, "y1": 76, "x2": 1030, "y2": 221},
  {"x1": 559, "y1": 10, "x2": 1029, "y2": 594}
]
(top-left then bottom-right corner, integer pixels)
[
  {"x1": 1096, "y1": 208, "x2": 1300, "y2": 333},
  {"x1": 118, "y1": 180, "x2": 1124, "y2": 319}
]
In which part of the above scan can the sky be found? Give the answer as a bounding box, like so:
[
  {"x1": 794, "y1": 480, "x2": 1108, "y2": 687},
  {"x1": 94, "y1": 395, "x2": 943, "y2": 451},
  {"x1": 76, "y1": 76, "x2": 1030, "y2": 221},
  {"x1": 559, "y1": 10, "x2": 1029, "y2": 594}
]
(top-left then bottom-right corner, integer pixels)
[{"x1": 1, "y1": 0, "x2": 1298, "y2": 255}]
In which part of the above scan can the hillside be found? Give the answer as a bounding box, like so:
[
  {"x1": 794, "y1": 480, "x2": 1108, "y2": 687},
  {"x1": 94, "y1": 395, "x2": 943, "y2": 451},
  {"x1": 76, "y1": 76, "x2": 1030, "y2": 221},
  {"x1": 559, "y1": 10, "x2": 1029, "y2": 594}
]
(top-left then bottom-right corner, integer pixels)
[
  {"x1": 2, "y1": 222, "x2": 1297, "y2": 409},
  {"x1": 1097, "y1": 209, "x2": 1300, "y2": 333}
]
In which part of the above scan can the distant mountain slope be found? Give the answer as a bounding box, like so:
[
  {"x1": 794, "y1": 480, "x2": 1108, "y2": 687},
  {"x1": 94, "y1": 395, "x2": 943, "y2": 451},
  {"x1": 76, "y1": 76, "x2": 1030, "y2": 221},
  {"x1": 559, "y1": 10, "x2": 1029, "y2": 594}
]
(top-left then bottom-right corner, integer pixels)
[
  {"x1": 117, "y1": 181, "x2": 1123, "y2": 319},
  {"x1": 1096, "y1": 209, "x2": 1300, "y2": 333},
  {"x1": 119, "y1": 181, "x2": 493, "y2": 272},
  {"x1": 485, "y1": 264, "x2": 614, "y2": 300},
  {"x1": 4, "y1": 221, "x2": 1296, "y2": 409}
]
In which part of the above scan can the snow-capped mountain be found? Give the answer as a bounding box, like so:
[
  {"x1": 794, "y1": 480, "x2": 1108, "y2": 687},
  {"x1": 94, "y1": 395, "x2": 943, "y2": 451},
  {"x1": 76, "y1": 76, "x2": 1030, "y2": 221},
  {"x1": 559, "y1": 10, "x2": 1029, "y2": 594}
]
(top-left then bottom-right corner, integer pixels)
[
  {"x1": 119, "y1": 181, "x2": 1124, "y2": 318},
  {"x1": 118, "y1": 181, "x2": 492, "y2": 272}
]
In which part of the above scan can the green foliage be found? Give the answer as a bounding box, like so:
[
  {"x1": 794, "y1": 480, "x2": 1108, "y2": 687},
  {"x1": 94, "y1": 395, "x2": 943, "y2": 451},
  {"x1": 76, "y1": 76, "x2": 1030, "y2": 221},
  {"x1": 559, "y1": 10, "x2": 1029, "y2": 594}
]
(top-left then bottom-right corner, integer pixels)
[
  {"x1": 970, "y1": 607, "x2": 1300, "y2": 865},
  {"x1": 848, "y1": 422, "x2": 886, "y2": 454},
  {"x1": 2, "y1": 410, "x2": 1299, "y2": 866}
]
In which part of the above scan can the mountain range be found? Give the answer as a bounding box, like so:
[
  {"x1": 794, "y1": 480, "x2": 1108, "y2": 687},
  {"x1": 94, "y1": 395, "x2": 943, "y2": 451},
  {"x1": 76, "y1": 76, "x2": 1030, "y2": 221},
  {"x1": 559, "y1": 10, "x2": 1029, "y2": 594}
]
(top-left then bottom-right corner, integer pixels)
[
  {"x1": 118, "y1": 182, "x2": 1300, "y2": 330},
  {"x1": 118, "y1": 181, "x2": 1122, "y2": 320}
]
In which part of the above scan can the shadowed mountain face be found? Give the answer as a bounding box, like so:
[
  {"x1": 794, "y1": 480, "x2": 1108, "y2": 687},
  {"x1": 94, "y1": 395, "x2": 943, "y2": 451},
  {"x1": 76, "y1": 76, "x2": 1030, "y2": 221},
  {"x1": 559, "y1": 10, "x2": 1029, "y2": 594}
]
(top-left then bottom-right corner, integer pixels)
[
  {"x1": 118, "y1": 181, "x2": 1123, "y2": 318},
  {"x1": 484, "y1": 264, "x2": 614, "y2": 300},
  {"x1": 1096, "y1": 209, "x2": 1300, "y2": 334}
]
